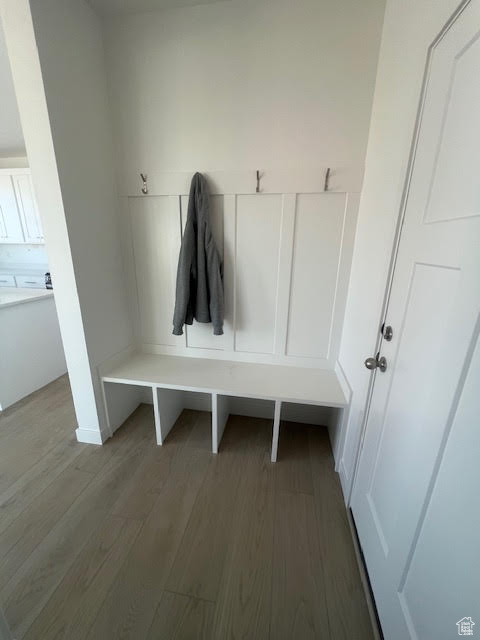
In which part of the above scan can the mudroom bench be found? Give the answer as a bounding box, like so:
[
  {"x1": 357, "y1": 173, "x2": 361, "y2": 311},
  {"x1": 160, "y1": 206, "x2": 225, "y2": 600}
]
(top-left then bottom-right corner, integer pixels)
[{"x1": 100, "y1": 352, "x2": 349, "y2": 462}]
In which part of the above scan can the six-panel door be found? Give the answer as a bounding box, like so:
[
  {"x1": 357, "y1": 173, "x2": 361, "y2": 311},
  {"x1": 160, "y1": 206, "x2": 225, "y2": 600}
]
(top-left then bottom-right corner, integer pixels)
[{"x1": 351, "y1": 3, "x2": 480, "y2": 638}]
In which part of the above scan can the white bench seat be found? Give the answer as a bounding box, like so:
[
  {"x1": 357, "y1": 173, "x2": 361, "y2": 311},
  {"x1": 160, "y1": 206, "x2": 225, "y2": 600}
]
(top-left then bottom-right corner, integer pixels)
[
  {"x1": 102, "y1": 353, "x2": 348, "y2": 407},
  {"x1": 100, "y1": 352, "x2": 348, "y2": 460}
]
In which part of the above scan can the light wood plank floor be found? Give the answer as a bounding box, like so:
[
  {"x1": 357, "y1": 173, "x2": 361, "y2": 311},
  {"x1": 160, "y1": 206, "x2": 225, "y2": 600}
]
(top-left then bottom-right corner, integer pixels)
[{"x1": 0, "y1": 376, "x2": 374, "y2": 639}]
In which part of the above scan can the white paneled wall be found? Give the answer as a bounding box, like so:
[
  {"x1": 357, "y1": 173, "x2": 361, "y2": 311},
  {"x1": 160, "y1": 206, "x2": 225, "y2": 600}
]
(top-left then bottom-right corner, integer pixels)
[
  {"x1": 235, "y1": 194, "x2": 281, "y2": 355},
  {"x1": 123, "y1": 173, "x2": 359, "y2": 369},
  {"x1": 104, "y1": 0, "x2": 382, "y2": 373},
  {"x1": 287, "y1": 193, "x2": 346, "y2": 359},
  {"x1": 129, "y1": 196, "x2": 182, "y2": 347}
]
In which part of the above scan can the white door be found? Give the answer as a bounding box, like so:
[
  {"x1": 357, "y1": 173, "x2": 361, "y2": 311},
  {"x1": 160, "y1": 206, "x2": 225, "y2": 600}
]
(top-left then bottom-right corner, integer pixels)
[
  {"x1": 0, "y1": 175, "x2": 24, "y2": 243},
  {"x1": 12, "y1": 173, "x2": 44, "y2": 243},
  {"x1": 351, "y1": 2, "x2": 480, "y2": 639}
]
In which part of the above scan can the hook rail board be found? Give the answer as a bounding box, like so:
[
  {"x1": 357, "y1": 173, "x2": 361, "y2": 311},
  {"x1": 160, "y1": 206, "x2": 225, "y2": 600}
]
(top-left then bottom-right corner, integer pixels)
[
  {"x1": 119, "y1": 167, "x2": 365, "y2": 197},
  {"x1": 100, "y1": 351, "x2": 349, "y2": 459}
]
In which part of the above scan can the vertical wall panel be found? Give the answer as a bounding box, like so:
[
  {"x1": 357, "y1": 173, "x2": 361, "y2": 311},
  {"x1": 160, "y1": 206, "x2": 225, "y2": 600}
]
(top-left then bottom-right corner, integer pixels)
[
  {"x1": 130, "y1": 196, "x2": 183, "y2": 346},
  {"x1": 327, "y1": 193, "x2": 360, "y2": 363},
  {"x1": 273, "y1": 194, "x2": 296, "y2": 355},
  {"x1": 235, "y1": 194, "x2": 282, "y2": 354},
  {"x1": 286, "y1": 193, "x2": 346, "y2": 359},
  {"x1": 222, "y1": 195, "x2": 236, "y2": 351}
]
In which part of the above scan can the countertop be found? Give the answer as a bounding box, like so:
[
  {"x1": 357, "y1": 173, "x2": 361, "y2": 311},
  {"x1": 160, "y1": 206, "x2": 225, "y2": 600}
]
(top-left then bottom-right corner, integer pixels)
[
  {"x1": 0, "y1": 263, "x2": 48, "y2": 276},
  {"x1": 0, "y1": 287, "x2": 54, "y2": 309}
]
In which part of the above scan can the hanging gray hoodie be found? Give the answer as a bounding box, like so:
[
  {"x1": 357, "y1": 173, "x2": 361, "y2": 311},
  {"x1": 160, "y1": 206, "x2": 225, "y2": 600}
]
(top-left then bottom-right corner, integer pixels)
[{"x1": 172, "y1": 173, "x2": 224, "y2": 336}]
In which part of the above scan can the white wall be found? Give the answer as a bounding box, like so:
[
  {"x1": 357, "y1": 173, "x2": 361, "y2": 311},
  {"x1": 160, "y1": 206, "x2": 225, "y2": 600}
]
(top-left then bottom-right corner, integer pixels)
[
  {"x1": 0, "y1": 0, "x2": 133, "y2": 443},
  {"x1": 29, "y1": 0, "x2": 133, "y2": 367},
  {"x1": 337, "y1": 0, "x2": 462, "y2": 498},
  {"x1": 29, "y1": 0, "x2": 135, "y2": 439},
  {"x1": 103, "y1": 0, "x2": 385, "y2": 177},
  {"x1": 0, "y1": 22, "x2": 24, "y2": 155},
  {"x1": 102, "y1": 0, "x2": 384, "y2": 372}
]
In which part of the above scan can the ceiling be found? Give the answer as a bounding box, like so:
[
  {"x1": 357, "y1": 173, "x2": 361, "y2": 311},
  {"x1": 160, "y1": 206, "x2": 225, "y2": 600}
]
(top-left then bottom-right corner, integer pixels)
[
  {"x1": 87, "y1": 0, "x2": 228, "y2": 16},
  {"x1": 0, "y1": 24, "x2": 25, "y2": 156}
]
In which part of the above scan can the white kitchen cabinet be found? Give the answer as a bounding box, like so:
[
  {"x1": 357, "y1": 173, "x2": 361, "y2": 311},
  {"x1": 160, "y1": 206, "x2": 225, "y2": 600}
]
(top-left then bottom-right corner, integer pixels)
[
  {"x1": 12, "y1": 173, "x2": 44, "y2": 243},
  {"x1": 0, "y1": 170, "x2": 44, "y2": 245},
  {"x1": 0, "y1": 175, "x2": 25, "y2": 243},
  {"x1": 0, "y1": 274, "x2": 16, "y2": 287},
  {"x1": 15, "y1": 274, "x2": 46, "y2": 289}
]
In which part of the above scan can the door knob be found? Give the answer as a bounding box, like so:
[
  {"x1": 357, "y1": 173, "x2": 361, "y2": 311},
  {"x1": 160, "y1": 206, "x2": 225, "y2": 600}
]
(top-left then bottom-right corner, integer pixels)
[{"x1": 364, "y1": 353, "x2": 387, "y2": 372}]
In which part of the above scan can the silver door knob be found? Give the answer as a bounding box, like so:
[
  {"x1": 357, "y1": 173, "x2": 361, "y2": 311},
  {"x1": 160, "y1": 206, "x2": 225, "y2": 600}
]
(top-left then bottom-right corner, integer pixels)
[{"x1": 364, "y1": 353, "x2": 387, "y2": 372}]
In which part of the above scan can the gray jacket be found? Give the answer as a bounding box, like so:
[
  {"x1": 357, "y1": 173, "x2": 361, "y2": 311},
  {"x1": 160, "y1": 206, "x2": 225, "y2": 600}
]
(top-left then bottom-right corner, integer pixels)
[{"x1": 173, "y1": 173, "x2": 224, "y2": 336}]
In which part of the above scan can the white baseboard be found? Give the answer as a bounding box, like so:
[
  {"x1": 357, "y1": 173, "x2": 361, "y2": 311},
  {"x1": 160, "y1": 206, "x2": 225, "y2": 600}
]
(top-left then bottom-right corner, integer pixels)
[{"x1": 75, "y1": 427, "x2": 106, "y2": 445}]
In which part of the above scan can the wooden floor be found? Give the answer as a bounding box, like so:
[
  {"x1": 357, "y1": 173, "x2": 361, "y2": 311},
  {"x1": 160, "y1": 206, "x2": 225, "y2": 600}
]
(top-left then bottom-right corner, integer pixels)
[{"x1": 0, "y1": 376, "x2": 373, "y2": 639}]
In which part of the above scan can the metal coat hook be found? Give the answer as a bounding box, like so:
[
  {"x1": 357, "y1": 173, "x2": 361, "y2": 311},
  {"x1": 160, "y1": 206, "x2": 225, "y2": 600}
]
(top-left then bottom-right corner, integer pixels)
[
  {"x1": 324, "y1": 167, "x2": 331, "y2": 192},
  {"x1": 256, "y1": 170, "x2": 261, "y2": 193},
  {"x1": 140, "y1": 173, "x2": 148, "y2": 195}
]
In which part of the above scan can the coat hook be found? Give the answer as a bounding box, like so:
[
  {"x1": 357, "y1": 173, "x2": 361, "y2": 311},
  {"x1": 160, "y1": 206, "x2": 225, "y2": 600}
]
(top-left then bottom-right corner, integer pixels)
[
  {"x1": 324, "y1": 167, "x2": 330, "y2": 192},
  {"x1": 256, "y1": 170, "x2": 260, "y2": 193},
  {"x1": 140, "y1": 173, "x2": 148, "y2": 195}
]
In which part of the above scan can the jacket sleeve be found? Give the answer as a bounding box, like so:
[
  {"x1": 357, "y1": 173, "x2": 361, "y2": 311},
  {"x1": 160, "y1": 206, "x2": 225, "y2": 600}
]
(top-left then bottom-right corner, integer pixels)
[
  {"x1": 172, "y1": 224, "x2": 194, "y2": 335},
  {"x1": 205, "y1": 234, "x2": 224, "y2": 335}
]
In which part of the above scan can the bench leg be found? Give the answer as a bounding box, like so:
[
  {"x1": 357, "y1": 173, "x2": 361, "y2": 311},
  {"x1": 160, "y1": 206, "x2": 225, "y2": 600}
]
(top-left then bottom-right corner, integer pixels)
[
  {"x1": 153, "y1": 387, "x2": 184, "y2": 445},
  {"x1": 212, "y1": 393, "x2": 229, "y2": 454},
  {"x1": 271, "y1": 400, "x2": 282, "y2": 462}
]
